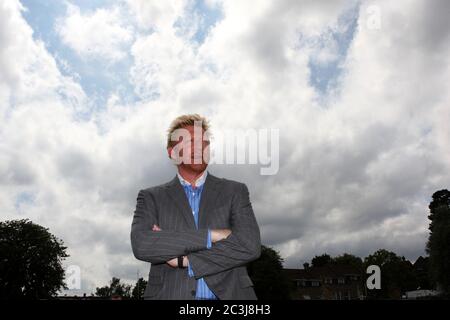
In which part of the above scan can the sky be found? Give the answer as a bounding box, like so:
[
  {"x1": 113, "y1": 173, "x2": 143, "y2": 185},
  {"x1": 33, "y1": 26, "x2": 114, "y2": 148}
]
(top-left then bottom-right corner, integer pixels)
[{"x1": 1, "y1": 0, "x2": 449, "y2": 295}]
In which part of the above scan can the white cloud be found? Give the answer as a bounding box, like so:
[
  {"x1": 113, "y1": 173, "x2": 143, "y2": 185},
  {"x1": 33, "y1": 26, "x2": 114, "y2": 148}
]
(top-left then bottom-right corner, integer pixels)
[
  {"x1": 0, "y1": 1, "x2": 86, "y2": 112},
  {"x1": 126, "y1": 0, "x2": 186, "y2": 31},
  {"x1": 56, "y1": 3, "x2": 133, "y2": 62}
]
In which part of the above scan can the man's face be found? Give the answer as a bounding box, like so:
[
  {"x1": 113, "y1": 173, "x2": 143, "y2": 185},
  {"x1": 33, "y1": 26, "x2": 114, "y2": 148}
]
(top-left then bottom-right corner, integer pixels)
[{"x1": 167, "y1": 125, "x2": 210, "y2": 173}]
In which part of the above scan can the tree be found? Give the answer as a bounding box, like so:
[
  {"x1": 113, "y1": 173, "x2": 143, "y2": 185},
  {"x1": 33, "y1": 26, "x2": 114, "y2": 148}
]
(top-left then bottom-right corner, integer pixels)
[
  {"x1": 310, "y1": 253, "x2": 364, "y2": 270},
  {"x1": 95, "y1": 277, "x2": 132, "y2": 299},
  {"x1": 311, "y1": 253, "x2": 332, "y2": 268},
  {"x1": 413, "y1": 256, "x2": 432, "y2": 290},
  {"x1": 0, "y1": 219, "x2": 69, "y2": 299},
  {"x1": 333, "y1": 253, "x2": 364, "y2": 272},
  {"x1": 364, "y1": 249, "x2": 417, "y2": 299},
  {"x1": 95, "y1": 285, "x2": 111, "y2": 298},
  {"x1": 426, "y1": 189, "x2": 450, "y2": 295},
  {"x1": 247, "y1": 245, "x2": 292, "y2": 300},
  {"x1": 131, "y1": 277, "x2": 147, "y2": 300}
]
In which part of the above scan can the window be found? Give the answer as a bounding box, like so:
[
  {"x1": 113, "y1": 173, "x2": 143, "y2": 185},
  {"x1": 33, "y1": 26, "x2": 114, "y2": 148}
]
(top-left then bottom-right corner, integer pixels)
[{"x1": 295, "y1": 280, "x2": 306, "y2": 287}]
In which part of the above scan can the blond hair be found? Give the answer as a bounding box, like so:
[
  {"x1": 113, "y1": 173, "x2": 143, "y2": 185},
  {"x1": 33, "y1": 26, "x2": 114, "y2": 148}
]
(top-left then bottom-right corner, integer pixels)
[{"x1": 166, "y1": 114, "x2": 210, "y2": 148}]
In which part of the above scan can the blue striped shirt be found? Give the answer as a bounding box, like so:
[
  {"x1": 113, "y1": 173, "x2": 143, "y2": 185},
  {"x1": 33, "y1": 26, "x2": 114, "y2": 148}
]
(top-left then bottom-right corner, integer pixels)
[{"x1": 177, "y1": 170, "x2": 218, "y2": 300}]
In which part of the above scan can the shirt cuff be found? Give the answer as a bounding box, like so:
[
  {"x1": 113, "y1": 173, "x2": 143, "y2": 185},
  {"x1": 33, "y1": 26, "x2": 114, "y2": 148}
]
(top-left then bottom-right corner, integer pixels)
[
  {"x1": 188, "y1": 260, "x2": 194, "y2": 277},
  {"x1": 207, "y1": 229, "x2": 212, "y2": 249},
  {"x1": 188, "y1": 229, "x2": 211, "y2": 278}
]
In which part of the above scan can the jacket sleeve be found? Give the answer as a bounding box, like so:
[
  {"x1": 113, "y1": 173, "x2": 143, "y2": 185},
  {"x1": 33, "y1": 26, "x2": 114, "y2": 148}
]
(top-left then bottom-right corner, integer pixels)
[
  {"x1": 130, "y1": 189, "x2": 209, "y2": 264},
  {"x1": 187, "y1": 183, "x2": 261, "y2": 278}
]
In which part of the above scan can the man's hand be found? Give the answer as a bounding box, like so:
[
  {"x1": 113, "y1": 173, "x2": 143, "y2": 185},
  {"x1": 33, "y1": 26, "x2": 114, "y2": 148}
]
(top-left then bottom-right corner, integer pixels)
[
  {"x1": 166, "y1": 256, "x2": 189, "y2": 268},
  {"x1": 211, "y1": 229, "x2": 232, "y2": 243},
  {"x1": 153, "y1": 224, "x2": 230, "y2": 265},
  {"x1": 153, "y1": 225, "x2": 189, "y2": 268}
]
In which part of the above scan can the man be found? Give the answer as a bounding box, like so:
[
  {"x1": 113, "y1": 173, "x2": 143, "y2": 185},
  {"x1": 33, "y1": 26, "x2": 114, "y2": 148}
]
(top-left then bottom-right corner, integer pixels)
[{"x1": 130, "y1": 114, "x2": 261, "y2": 300}]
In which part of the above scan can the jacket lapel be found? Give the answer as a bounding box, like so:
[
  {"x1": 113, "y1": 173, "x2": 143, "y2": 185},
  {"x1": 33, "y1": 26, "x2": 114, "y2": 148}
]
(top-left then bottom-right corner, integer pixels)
[
  {"x1": 166, "y1": 175, "x2": 196, "y2": 229},
  {"x1": 165, "y1": 172, "x2": 222, "y2": 230},
  {"x1": 198, "y1": 173, "x2": 221, "y2": 229}
]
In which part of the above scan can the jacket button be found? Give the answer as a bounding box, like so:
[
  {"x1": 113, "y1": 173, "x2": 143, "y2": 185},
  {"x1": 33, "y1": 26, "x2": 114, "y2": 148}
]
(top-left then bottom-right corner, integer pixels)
[{"x1": 191, "y1": 290, "x2": 196, "y2": 296}]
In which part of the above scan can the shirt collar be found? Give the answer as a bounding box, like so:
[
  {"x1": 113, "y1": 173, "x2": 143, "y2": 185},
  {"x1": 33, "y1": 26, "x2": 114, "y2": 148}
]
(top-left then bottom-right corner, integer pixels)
[{"x1": 177, "y1": 170, "x2": 208, "y2": 188}]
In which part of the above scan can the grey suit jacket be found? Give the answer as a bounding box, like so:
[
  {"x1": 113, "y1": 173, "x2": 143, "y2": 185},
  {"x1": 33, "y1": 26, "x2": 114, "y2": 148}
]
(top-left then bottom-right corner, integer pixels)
[{"x1": 130, "y1": 172, "x2": 261, "y2": 300}]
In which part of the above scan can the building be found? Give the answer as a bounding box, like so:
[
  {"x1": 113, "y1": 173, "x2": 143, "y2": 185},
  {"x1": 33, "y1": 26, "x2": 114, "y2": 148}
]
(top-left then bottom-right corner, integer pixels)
[{"x1": 283, "y1": 265, "x2": 365, "y2": 300}]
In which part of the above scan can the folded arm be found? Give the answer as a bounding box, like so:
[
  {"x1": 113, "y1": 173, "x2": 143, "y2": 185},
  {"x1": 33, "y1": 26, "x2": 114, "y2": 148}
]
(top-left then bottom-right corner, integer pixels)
[
  {"x1": 130, "y1": 189, "x2": 209, "y2": 264},
  {"x1": 187, "y1": 183, "x2": 261, "y2": 278}
]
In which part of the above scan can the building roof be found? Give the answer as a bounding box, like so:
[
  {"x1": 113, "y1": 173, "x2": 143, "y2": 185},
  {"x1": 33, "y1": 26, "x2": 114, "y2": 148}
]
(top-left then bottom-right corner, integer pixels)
[{"x1": 283, "y1": 264, "x2": 363, "y2": 280}]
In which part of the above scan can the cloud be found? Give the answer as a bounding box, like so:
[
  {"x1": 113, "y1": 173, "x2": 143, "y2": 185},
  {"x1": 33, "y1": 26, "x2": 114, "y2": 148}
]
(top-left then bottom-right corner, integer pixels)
[
  {"x1": 56, "y1": 3, "x2": 133, "y2": 62},
  {"x1": 126, "y1": 0, "x2": 186, "y2": 31},
  {"x1": 0, "y1": 1, "x2": 86, "y2": 112},
  {"x1": 1, "y1": 0, "x2": 449, "y2": 294},
  {"x1": 260, "y1": 0, "x2": 450, "y2": 265}
]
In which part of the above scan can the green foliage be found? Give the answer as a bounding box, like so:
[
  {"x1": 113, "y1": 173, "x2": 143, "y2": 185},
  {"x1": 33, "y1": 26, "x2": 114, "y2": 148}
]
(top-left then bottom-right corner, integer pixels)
[
  {"x1": 310, "y1": 253, "x2": 363, "y2": 270},
  {"x1": 426, "y1": 189, "x2": 450, "y2": 294},
  {"x1": 414, "y1": 256, "x2": 432, "y2": 290},
  {"x1": 333, "y1": 253, "x2": 364, "y2": 272},
  {"x1": 95, "y1": 277, "x2": 132, "y2": 299},
  {"x1": 131, "y1": 277, "x2": 147, "y2": 299},
  {"x1": 247, "y1": 245, "x2": 293, "y2": 299},
  {"x1": 311, "y1": 254, "x2": 332, "y2": 267},
  {"x1": 0, "y1": 219, "x2": 69, "y2": 299},
  {"x1": 364, "y1": 249, "x2": 417, "y2": 299}
]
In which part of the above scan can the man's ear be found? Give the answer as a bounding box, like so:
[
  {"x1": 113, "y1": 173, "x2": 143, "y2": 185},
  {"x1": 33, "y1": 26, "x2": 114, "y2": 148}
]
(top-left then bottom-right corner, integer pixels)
[{"x1": 167, "y1": 147, "x2": 172, "y2": 159}]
